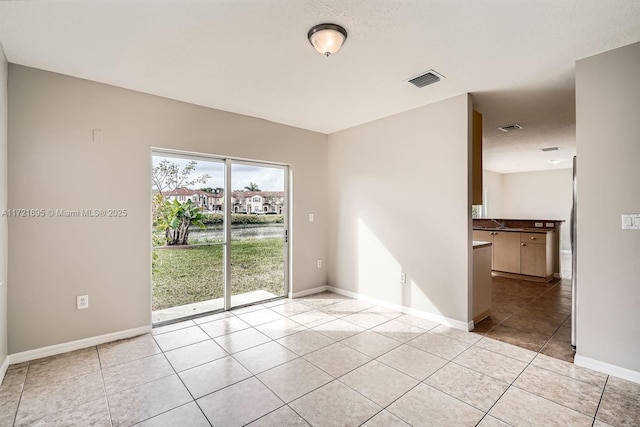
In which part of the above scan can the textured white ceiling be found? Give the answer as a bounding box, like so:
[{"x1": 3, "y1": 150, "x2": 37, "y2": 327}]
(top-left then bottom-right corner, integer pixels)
[{"x1": 0, "y1": 0, "x2": 639, "y2": 173}]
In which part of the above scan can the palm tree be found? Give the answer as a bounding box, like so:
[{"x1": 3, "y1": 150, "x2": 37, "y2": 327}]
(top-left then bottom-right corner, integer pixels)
[{"x1": 244, "y1": 182, "x2": 261, "y2": 191}]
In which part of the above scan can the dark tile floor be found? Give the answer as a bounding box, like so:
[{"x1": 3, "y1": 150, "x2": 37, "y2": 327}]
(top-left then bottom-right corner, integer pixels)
[{"x1": 472, "y1": 275, "x2": 575, "y2": 363}]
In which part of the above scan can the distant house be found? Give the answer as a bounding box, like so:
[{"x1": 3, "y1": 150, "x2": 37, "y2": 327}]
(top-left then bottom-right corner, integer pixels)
[
  {"x1": 232, "y1": 191, "x2": 284, "y2": 214},
  {"x1": 162, "y1": 187, "x2": 223, "y2": 212},
  {"x1": 162, "y1": 188, "x2": 284, "y2": 214}
]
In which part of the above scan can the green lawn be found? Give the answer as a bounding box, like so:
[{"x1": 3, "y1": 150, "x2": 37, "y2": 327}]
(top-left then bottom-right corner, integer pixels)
[{"x1": 152, "y1": 238, "x2": 285, "y2": 311}]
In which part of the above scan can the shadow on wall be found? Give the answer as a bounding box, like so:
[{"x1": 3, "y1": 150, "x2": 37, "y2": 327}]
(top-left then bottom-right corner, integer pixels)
[{"x1": 354, "y1": 212, "x2": 460, "y2": 320}]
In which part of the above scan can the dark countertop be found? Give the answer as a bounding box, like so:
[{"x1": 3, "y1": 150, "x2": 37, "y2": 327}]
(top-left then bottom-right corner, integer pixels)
[
  {"x1": 473, "y1": 218, "x2": 563, "y2": 234},
  {"x1": 473, "y1": 218, "x2": 565, "y2": 222},
  {"x1": 473, "y1": 227, "x2": 554, "y2": 234}
]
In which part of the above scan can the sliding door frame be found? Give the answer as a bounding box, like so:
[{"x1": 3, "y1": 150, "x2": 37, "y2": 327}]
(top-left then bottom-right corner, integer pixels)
[
  {"x1": 225, "y1": 158, "x2": 289, "y2": 310},
  {"x1": 152, "y1": 148, "x2": 290, "y2": 318}
]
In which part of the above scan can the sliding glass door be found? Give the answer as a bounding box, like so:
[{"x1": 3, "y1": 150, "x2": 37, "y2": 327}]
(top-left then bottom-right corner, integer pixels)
[
  {"x1": 151, "y1": 151, "x2": 288, "y2": 324},
  {"x1": 228, "y1": 161, "x2": 287, "y2": 308}
]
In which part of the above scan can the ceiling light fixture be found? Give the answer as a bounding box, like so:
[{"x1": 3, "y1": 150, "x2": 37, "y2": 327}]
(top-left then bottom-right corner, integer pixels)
[{"x1": 308, "y1": 23, "x2": 347, "y2": 57}]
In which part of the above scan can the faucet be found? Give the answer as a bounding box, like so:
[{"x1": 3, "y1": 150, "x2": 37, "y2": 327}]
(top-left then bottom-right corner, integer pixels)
[{"x1": 490, "y1": 219, "x2": 505, "y2": 228}]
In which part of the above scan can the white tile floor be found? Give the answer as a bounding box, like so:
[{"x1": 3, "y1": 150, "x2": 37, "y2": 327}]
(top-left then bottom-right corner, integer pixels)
[{"x1": 2, "y1": 291, "x2": 639, "y2": 426}]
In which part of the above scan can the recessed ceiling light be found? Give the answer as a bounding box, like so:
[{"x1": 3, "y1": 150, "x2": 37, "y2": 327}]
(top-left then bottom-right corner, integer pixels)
[
  {"x1": 540, "y1": 147, "x2": 559, "y2": 152},
  {"x1": 498, "y1": 124, "x2": 523, "y2": 132}
]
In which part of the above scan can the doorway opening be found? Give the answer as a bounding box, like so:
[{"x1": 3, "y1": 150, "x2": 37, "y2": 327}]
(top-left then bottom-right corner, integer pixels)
[{"x1": 151, "y1": 150, "x2": 289, "y2": 324}]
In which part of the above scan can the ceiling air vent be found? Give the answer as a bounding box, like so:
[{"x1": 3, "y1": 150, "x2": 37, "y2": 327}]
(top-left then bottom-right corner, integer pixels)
[
  {"x1": 498, "y1": 124, "x2": 523, "y2": 132},
  {"x1": 540, "y1": 147, "x2": 559, "y2": 152},
  {"x1": 407, "y1": 70, "x2": 445, "y2": 88}
]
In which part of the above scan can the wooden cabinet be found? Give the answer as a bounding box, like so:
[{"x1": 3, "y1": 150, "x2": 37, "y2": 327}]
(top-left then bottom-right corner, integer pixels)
[
  {"x1": 520, "y1": 232, "x2": 553, "y2": 277},
  {"x1": 472, "y1": 230, "x2": 494, "y2": 268},
  {"x1": 472, "y1": 110, "x2": 483, "y2": 205},
  {"x1": 472, "y1": 243, "x2": 492, "y2": 323},
  {"x1": 492, "y1": 232, "x2": 521, "y2": 273},
  {"x1": 520, "y1": 242, "x2": 547, "y2": 277},
  {"x1": 472, "y1": 229, "x2": 555, "y2": 280}
]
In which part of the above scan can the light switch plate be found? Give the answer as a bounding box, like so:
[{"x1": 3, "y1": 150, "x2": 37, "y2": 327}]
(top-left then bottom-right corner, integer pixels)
[
  {"x1": 621, "y1": 214, "x2": 640, "y2": 230},
  {"x1": 92, "y1": 129, "x2": 103, "y2": 143}
]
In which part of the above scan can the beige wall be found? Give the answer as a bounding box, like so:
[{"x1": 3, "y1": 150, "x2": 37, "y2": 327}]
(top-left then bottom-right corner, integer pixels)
[
  {"x1": 0, "y1": 44, "x2": 7, "y2": 369},
  {"x1": 327, "y1": 94, "x2": 473, "y2": 326},
  {"x1": 8, "y1": 65, "x2": 328, "y2": 353},
  {"x1": 481, "y1": 169, "x2": 572, "y2": 252},
  {"x1": 576, "y1": 42, "x2": 640, "y2": 375},
  {"x1": 501, "y1": 169, "x2": 573, "y2": 252},
  {"x1": 482, "y1": 170, "x2": 503, "y2": 218}
]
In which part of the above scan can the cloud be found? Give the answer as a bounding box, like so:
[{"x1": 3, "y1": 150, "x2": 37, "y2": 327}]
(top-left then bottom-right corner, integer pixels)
[{"x1": 152, "y1": 154, "x2": 284, "y2": 191}]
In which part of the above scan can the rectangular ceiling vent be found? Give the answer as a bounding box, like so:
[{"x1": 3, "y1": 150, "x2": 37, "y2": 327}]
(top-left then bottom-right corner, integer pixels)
[
  {"x1": 498, "y1": 124, "x2": 523, "y2": 132},
  {"x1": 407, "y1": 70, "x2": 445, "y2": 88},
  {"x1": 540, "y1": 147, "x2": 559, "y2": 152}
]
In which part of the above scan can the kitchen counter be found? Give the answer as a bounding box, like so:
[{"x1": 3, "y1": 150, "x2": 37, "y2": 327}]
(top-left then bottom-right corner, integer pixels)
[
  {"x1": 473, "y1": 221, "x2": 561, "y2": 282},
  {"x1": 473, "y1": 240, "x2": 492, "y2": 249},
  {"x1": 473, "y1": 218, "x2": 563, "y2": 232},
  {"x1": 473, "y1": 227, "x2": 550, "y2": 233}
]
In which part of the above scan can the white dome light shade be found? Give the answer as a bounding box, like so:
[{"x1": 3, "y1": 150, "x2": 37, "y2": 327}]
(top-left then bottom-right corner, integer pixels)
[{"x1": 308, "y1": 23, "x2": 347, "y2": 57}]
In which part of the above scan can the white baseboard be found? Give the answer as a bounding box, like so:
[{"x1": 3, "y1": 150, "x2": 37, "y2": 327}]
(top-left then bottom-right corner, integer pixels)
[
  {"x1": 7, "y1": 325, "x2": 152, "y2": 365},
  {"x1": 0, "y1": 355, "x2": 9, "y2": 385},
  {"x1": 326, "y1": 286, "x2": 474, "y2": 332},
  {"x1": 575, "y1": 354, "x2": 640, "y2": 384},
  {"x1": 290, "y1": 285, "x2": 328, "y2": 299}
]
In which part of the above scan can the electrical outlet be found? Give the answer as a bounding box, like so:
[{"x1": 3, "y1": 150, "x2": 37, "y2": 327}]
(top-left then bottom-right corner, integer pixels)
[
  {"x1": 308, "y1": 213, "x2": 314, "y2": 222},
  {"x1": 77, "y1": 295, "x2": 89, "y2": 310},
  {"x1": 534, "y1": 222, "x2": 543, "y2": 227},
  {"x1": 317, "y1": 259, "x2": 322, "y2": 268},
  {"x1": 400, "y1": 272, "x2": 406, "y2": 284},
  {"x1": 545, "y1": 222, "x2": 555, "y2": 228}
]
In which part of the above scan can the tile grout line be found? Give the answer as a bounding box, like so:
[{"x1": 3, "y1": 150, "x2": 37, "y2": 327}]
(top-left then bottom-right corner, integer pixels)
[
  {"x1": 230, "y1": 318, "x2": 359, "y2": 426},
  {"x1": 527, "y1": 358, "x2": 606, "y2": 389},
  {"x1": 150, "y1": 330, "x2": 214, "y2": 426},
  {"x1": 477, "y1": 341, "x2": 538, "y2": 427},
  {"x1": 246, "y1": 357, "x2": 312, "y2": 426},
  {"x1": 307, "y1": 316, "x2": 474, "y2": 426},
  {"x1": 182, "y1": 319, "x2": 315, "y2": 425},
  {"x1": 477, "y1": 275, "x2": 574, "y2": 361},
  {"x1": 591, "y1": 375, "x2": 609, "y2": 427},
  {"x1": 241, "y1": 309, "x2": 409, "y2": 426},
  {"x1": 9, "y1": 361, "x2": 29, "y2": 427},
  {"x1": 491, "y1": 349, "x2": 603, "y2": 424},
  {"x1": 507, "y1": 382, "x2": 600, "y2": 422},
  {"x1": 95, "y1": 345, "x2": 116, "y2": 427},
  {"x1": 13, "y1": 348, "x2": 107, "y2": 426}
]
